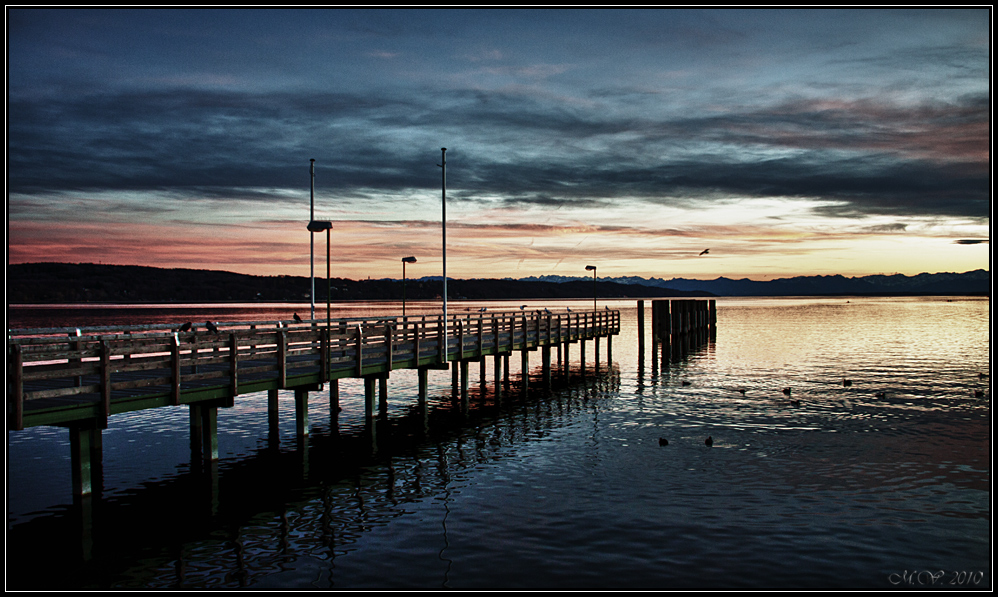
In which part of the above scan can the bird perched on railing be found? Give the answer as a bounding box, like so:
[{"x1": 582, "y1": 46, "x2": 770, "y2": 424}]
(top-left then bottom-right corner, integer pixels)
[
  {"x1": 293, "y1": 313, "x2": 303, "y2": 323},
  {"x1": 205, "y1": 321, "x2": 219, "y2": 335},
  {"x1": 179, "y1": 322, "x2": 194, "y2": 333}
]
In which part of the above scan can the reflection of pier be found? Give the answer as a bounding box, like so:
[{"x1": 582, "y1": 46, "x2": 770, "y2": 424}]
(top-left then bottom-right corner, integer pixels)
[
  {"x1": 7, "y1": 360, "x2": 622, "y2": 588},
  {"x1": 8, "y1": 309, "x2": 619, "y2": 498}
]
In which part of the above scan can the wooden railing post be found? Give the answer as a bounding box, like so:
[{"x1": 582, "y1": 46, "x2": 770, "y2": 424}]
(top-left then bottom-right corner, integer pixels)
[
  {"x1": 11, "y1": 343, "x2": 23, "y2": 431},
  {"x1": 438, "y1": 315, "x2": 446, "y2": 362},
  {"x1": 229, "y1": 333, "x2": 239, "y2": 397},
  {"x1": 458, "y1": 319, "x2": 465, "y2": 360},
  {"x1": 171, "y1": 333, "x2": 182, "y2": 405},
  {"x1": 70, "y1": 328, "x2": 82, "y2": 387},
  {"x1": 278, "y1": 330, "x2": 287, "y2": 388},
  {"x1": 414, "y1": 319, "x2": 422, "y2": 367},
  {"x1": 386, "y1": 323, "x2": 394, "y2": 372},
  {"x1": 355, "y1": 325, "x2": 364, "y2": 377},
  {"x1": 99, "y1": 340, "x2": 111, "y2": 429},
  {"x1": 320, "y1": 327, "x2": 329, "y2": 383}
]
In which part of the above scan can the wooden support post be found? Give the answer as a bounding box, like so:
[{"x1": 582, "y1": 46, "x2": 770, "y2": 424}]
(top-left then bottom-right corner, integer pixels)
[
  {"x1": 607, "y1": 331, "x2": 613, "y2": 364},
  {"x1": 295, "y1": 388, "x2": 309, "y2": 438},
  {"x1": 563, "y1": 341, "x2": 570, "y2": 380},
  {"x1": 637, "y1": 300, "x2": 645, "y2": 360},
  {"x1": 364, "y1": 376, "x2": 377, "y2": 421},
  {"x1": 503, "y1": 353, "x2": 510, "y2": 386},
  {"x1": 329, "y1": 379, "x2": 340, "y2": 417},
  {"x1": 580, "y1": 338, "x2": 587, "y2": 376},
  {"x1": 418, "y1": 367, "x2": 429, "y2": 430},
  {"x1": 460, "y1": 360, "x2": 470, "y2": 409},
  {"x1": 418, "y1": 367, "x2": 429, "y2": 409},
  {"x1": 542, "y1": 345, "x2": 552, "y2": 390},
  {"x1": 69, "y1": 423, "x2": 102, "y2": 496},
  {"x1": 203, "y1": 404, "x2": 218, "y2": 462},
  {"x1": 521, "y1": 349, "x2": 529, "y2": 393},
  {"x1": 595, "y1": 336, "x2": 601, "y2": 372},
  {"x1": 480, "y1": 356, "x2": 487, "y2": 386},
  {"x1": 191, "y1": 403, "x2": 218, "y2": 463},
  {"x1": 494, "y1": 354, "x2": 503, "y2": 400},
  {"x1": 379, "y1": 376, "x2": 389, "y2": 417}
]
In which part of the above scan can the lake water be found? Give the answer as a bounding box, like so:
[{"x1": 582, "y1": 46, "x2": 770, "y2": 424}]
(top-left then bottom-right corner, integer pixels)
[{"x1": 6, "y1": 297, "x2": 991, "y2": 589}]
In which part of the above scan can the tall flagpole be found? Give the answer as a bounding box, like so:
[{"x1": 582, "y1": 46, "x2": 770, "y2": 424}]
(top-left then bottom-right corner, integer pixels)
[
  {"x1": 439, "y1": 148, "x2": 447, "y2": 363},
  {"x1": 310, "y1": 158, "x2": 316, "y2": 322}
]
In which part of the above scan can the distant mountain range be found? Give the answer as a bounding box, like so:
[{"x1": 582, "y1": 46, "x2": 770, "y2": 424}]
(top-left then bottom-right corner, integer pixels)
[
  {"x1": 519, "y1": 270, "x2": 991, "y2": 297},
  {"x1": 6, "y1": 263, "x2": 989, "y2": 304}
]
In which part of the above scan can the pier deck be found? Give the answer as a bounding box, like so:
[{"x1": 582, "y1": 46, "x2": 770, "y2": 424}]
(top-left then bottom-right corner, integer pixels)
[{"x1": 9, "y1": 309, "x2": 620, "y2": 431}]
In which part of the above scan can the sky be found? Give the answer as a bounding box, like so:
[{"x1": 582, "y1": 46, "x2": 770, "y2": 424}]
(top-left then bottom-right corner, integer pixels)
[{"x1": 6, "y1": 8, "x2": 991, "y2": 282}]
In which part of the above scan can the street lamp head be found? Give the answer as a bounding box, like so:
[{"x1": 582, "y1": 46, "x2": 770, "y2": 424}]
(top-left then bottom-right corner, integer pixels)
[
  {"x1": 402, "y1": 256, "x2": 417, "y2": 263},
  {"x1": 585, "y1": 265, "x2": 597, "y2": 271},
  {"x1": 307, "y1": 220, "x2": 332, "y2": 232}
]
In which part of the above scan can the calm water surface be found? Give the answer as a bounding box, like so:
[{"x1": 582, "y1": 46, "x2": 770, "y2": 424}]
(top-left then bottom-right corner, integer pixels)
[{"x1": 6, "y1": 297, "x2": 991, "y2": 589}]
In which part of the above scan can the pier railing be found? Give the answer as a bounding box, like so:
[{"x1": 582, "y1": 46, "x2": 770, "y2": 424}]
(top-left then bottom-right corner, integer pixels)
[{"x1": 8, "y1": 309, "x2": 620, "y2": 430}]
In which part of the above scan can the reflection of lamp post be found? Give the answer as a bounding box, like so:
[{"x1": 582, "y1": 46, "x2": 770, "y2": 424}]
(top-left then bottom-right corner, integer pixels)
[
  {"x1": 401, "y1": 256, "x2": 417, "y2": 318},
  {"x1": 308, "y1": 220, "x2": 333, "y2": 329},
  {"x1": 585, "y1": 265, "x2": 597, "y2": 311}
]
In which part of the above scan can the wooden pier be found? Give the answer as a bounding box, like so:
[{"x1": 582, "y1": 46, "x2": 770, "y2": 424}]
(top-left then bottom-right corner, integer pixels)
[{"x1": 8, "y1": 309, "x2": 619, "y2": 497}]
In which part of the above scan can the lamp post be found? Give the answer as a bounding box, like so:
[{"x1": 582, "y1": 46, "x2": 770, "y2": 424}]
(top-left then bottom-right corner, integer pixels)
[
  {"x1": 309, "y1": 159, "x2": 316, "y2": 322},
  {"x1": 438, "y1": 148, "x2": 447, "y2": 363},
  {"x1": 585, "y1": 265, "x2": 597, "y2": 312},
  {"x1": 401, "y1": 256, "x2": 417, "y2": 318},
  {"x1": 308, "y1": 220, "x2": 333, "y2": 329}
]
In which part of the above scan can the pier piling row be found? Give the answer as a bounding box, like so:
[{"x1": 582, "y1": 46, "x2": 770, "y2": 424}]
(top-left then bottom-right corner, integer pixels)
[
  {"x1": 648, "y1": 299, "x2": 716, "y2": 341},
  {"x1": 8, "y1": 309, "x2": 619, "y2": 496}
]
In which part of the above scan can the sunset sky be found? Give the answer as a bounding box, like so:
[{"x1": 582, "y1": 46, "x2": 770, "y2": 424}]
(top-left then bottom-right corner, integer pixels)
[{"x1": 6, "y1": 8, "x2": 990, "y2": 282}]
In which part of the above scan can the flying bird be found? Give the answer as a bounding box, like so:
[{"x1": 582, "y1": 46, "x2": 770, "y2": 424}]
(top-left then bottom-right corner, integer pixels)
[
  {"x1": 293, "y1": 312, "x2": 303, "y2": 323},
  {"x1": 519, "y1": 305, "x2": 527, "y2": 310},
  {"x1": 699, "y1": 249, "x2": 709, "y2": 256}
]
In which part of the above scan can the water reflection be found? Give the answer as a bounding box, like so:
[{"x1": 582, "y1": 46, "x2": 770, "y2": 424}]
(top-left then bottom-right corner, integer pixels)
[
  {"x1": 7, "y1": 356, "x2": 621, "y2": 590},
  {"x1": 7, "y1": 297, "x2": 990, "y2": 589}
]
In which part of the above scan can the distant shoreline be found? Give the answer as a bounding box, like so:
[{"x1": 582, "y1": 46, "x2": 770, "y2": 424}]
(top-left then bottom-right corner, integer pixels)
[{"x1": 7, "y1": 262, "x2": 989, "y2": 304}]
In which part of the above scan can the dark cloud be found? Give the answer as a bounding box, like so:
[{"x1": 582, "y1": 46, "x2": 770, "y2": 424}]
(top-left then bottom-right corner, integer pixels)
[{"x1": 7, "y1": 85, "x2": 990, "y2": 219}]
